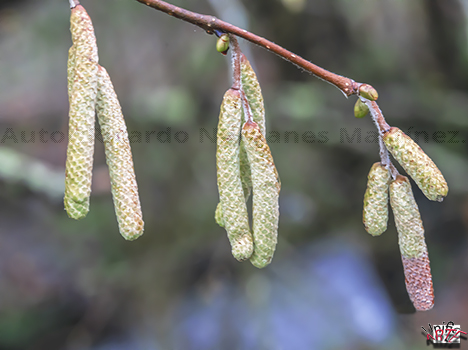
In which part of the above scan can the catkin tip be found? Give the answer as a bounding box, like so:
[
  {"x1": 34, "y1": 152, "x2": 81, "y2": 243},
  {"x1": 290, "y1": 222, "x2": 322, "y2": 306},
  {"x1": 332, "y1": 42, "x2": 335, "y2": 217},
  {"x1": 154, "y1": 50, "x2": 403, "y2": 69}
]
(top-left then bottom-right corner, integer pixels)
[
  {"x1": 64, "y1": 197, "x2": 89, "y2": 220},
  {"x1": 122, "y1": 229, "x2": 144, "y2": 241},
  {"x1": 402, "y1": 253, "x2": 434, "y2": 311}
]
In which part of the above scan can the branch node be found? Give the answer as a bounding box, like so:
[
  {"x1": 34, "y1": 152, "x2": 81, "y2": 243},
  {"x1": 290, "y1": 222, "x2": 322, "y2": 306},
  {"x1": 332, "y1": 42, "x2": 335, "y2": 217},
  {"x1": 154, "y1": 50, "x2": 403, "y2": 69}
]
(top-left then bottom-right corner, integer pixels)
[{"x1": 69, "y1": 0, "x2": 80, "y2": 8}]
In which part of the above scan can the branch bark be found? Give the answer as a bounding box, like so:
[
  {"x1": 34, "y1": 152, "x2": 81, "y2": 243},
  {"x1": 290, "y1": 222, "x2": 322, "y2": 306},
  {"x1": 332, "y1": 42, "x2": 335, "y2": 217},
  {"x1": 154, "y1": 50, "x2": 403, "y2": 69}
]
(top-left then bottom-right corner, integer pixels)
[
  {"x1": 134, "y1": 0, "x2": 367, "y2": 97},
  {"x1": 69, "y1": 0, "x2": 80, "y2": 8}
]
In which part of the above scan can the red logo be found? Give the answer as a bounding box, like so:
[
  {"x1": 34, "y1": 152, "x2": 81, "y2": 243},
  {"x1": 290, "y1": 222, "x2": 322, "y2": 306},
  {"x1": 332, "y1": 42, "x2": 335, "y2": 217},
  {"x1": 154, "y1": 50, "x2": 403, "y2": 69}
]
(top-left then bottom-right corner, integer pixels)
[{"x1": 422, "y1": 321, "x2": 467, "y2": 346}]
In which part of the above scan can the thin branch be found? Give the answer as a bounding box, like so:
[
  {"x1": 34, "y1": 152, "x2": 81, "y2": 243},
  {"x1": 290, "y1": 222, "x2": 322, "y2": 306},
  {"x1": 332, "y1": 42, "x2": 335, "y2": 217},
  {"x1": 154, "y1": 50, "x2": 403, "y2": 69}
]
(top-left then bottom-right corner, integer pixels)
[
  {"x1": 135, "y1": 0, "x2": 366, "y2": 97},
  {"x1": 230, "y1": 35, "x2": 241, "y2": 91},
  {"x1": 69, "y1": 0, "x2": 80, "y2": 8},
  {"x1": 378, "y1": 134, "x2": 399, "y2": 179},
  {"x1": 365, "y1": 100, "x2": 390, "y2": 134},
  {"x1": 362, "y1": 98, "x2": 397, "y2": 178}
]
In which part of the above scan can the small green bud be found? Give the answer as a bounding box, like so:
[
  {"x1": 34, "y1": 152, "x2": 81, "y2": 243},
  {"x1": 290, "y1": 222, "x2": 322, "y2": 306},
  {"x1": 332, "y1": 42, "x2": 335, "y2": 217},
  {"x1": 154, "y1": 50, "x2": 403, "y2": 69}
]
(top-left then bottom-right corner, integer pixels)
[
  {"x1": 354, "y1": 98, "x2": 369, "y2": 118},
  {"x1": 216, "y1": 34, "x2": 230, "y2": 54},
  {"x1": 359, "y1": 84, "x2": 379, "y2": 101}
]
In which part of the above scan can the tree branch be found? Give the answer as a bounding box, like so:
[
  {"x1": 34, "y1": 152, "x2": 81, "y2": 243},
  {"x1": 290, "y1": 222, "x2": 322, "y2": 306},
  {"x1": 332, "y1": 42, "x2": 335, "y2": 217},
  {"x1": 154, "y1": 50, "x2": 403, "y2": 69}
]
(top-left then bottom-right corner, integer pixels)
[{"x1": 134, "y1": 0, "x2": 368, "y2": 97}]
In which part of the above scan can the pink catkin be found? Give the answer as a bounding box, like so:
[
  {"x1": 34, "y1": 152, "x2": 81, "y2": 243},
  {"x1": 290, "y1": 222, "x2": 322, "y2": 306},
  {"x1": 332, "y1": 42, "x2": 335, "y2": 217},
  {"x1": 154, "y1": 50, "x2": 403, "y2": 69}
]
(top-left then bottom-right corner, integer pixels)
[{"x1": 401, "y1": 251, "x2": 434, "y2": 311}]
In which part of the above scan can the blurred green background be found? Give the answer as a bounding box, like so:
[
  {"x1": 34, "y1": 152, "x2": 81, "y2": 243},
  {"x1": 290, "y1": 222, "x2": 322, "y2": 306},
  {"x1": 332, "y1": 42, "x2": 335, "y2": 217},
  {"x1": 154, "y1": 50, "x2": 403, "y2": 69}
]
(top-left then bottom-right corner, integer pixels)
[{"x1": 1, "y1": 0, "x2": 468, "y2": 349}]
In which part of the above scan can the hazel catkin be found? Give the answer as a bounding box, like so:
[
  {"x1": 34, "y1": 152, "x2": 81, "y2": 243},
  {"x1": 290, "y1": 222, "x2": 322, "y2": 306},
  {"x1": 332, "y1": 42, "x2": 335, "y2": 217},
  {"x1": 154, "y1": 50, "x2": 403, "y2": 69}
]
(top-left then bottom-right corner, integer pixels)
[
  {"x1": 242, "y1": 120, "x2": 280, "y2": 268},
  {"x1": 389, "y1": 175, "x2": 434, "y2": 311},
  {"x1": 96, "y1": 66, "x2": 144, "y2": 240},
  {"x1": 64, "y1": 4, "x2": 99, "y2": 219},
  {"x1": 239, "y1": 54, "x2": 267, "y2": 203},
  {"x1": 216, "y1": 89, "x2": 254, "y2": 261},
  {"x1": 383, "y1": 127, "x2": 448, "y2": 202},
  {"x1": 240, "y1": 54, "x2": 266, "y2": 135},
  {"x1": 363, "y1": 162, "x2": 390, "y2": 236},
  {"x1": 215, "y1": 55, "x2": 267, "y2": 222}
]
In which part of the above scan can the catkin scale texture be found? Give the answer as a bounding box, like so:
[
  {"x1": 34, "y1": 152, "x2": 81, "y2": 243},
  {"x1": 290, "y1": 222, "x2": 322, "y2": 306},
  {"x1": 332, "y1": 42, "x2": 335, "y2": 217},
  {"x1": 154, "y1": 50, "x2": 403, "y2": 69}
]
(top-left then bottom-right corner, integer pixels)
[
  {"x1": 242, "y1": 121, "x2": 280, "y2": 268},
  {"x1": 215, "y1": 55, "x2": 265, "y2": 224},
  {"x1": 390, "y1": 176, "x2": 426, "y2": 258},
  {"x1": 239, "y1": 55, "x2": 266, "y2": 203},
  {"x1": 67, "y1": 46, "x2": 76, "y2": 103},
  {"x1": 216, "y1": 89, "x2": 254, "y2": 261},
  {"x1": 96, "y1": 67, "x2": 144, "y2": 240},
  {"x1": 363, "y1": 162, "x2": 390, "y2": 236},
  {"x1": 239, "y1": 141, "x2": 252, "y2": 200},
  {"x1": 401, "y1": 252, "x2": 434, "y2": 311},
  {"x1": 64, "y1": 5, "x2": 99, "y2": 219},
  {"x1": 240, "y1": 55, "x2": 266, "y2": 135},
  {"x1": 383, "y1": 127, "x2": 448, "y2": 202},
  {"x1": 390, "y1": 175, "x2": 434, "y2": 311}
]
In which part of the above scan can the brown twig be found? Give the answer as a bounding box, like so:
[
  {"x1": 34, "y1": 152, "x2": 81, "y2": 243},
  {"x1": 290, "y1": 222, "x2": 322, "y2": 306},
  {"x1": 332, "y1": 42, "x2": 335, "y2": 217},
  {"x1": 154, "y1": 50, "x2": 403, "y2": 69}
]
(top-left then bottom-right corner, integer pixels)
[
  {"x1": 135, "y1": 0, "x2": 366, "y2": 97},
  {"x1": 69, "y1": 0, "x2": 80, "y2": 8},
  {"x1": 365, "y1": 100, "x2": 390, "y2": 134},
  {"x1": 362, "y1": 99, "x2": 397, "y2": 178},
  {"x1": 230, "y1": 35, "x2": 241, "y2": 91}
]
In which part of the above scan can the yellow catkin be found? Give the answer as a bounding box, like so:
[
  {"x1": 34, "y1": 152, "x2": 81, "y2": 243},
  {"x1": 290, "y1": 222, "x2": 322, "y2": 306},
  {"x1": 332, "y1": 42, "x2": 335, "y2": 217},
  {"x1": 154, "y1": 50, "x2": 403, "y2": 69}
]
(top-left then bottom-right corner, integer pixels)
[
  {"x1": 240, "y1": 54, "x2": 267, "y2": 200},
  {"x1": 242, "y1": 120, "x2": 280, "y2": 268},
  {"x1": 383, "y1": 127, "x2": 448, "y2": 202},
  {"x1": 241, "y1": 54, "x2": 266, "y2": 134},
  {"x1": 390, "y1": 175, "x2": 434, "y2": 311},
  {"x1": 363, "y1": 162, "x2": 390, "y2": 236},
  {"x1": 216, "y1": 89, "x2": 254, "y2": 261},
  {"x1": 96, "y1": 66, "x2": 144, "y2": 240},
  {"x1": 64, "y1": 5, "x2": 99, "y2": 219},
  {"x1": 215, "y1": 55, "x2": 267, "y2": 224}
]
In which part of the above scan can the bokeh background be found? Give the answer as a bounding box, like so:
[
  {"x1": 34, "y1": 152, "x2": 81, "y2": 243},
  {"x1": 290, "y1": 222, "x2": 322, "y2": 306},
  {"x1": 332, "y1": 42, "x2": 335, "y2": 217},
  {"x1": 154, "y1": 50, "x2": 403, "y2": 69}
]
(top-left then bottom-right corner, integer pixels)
[{"x1": 1, "y1": 0, "x2": 468, "y2": 349}]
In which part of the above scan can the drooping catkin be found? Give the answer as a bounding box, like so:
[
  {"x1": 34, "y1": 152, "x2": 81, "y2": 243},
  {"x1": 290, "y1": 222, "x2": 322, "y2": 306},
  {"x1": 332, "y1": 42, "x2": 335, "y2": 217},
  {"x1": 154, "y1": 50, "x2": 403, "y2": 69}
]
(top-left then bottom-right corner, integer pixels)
[
  {"x1": 96, "y1": 66, "x2": 144, "y2": 240},
  {"x1": 216, "y1": 89, "x2": 254, "y2": 261},
  {"x1": 240, "y1": 54, "x2": 265, "y2": 135},
  {"x1": 390, "y1": 175, "x2": 434, "y2": 311},
  {"x1": 215, "y1": 55, "x2": 266, "y2": 224},
  {"x1": 363, "y1": 162, "x2": 390, "y2": 236},
  {"x1": 383, "y1": 127, "x2": 448, "y2": 202},
  {"x1": 64, "y1": 5, "x2": 99, "y2": 219},
  {"x1": 215, "y1": 109, "x2": 251, "y2": 229},
  {"x1": 242, "y1": 120, "x2": 280, "y2": 268},
  {"x1": 239, "y1": 54, "x2": 266, "y2": 201}
]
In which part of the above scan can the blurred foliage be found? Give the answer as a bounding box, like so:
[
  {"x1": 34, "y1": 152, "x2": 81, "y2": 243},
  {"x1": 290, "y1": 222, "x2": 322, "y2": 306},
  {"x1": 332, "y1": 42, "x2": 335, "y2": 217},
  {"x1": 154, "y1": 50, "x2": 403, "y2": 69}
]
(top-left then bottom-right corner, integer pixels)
[{"x1": 1, "y1": 0, "x2": 468, "y2": 349}]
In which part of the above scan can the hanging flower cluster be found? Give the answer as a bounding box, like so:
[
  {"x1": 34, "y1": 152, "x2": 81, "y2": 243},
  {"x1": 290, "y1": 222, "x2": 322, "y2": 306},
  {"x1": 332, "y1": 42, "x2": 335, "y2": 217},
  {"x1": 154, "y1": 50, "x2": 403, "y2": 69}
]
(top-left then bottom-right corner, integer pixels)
[
  {"x1": 66, "y1": 4, "x2": 143, "y2": 240},
  {"x1": 63, "y1": 2, "x2": 449, "y2": 310}
]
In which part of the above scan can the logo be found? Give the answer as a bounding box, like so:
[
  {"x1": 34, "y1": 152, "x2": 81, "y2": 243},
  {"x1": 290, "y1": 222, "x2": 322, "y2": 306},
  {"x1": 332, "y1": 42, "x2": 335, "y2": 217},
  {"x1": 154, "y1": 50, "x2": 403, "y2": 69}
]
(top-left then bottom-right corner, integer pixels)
[{"x1": 422, "y1": 321, "x2": 467, "y2": 348}]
